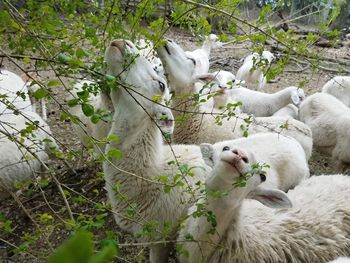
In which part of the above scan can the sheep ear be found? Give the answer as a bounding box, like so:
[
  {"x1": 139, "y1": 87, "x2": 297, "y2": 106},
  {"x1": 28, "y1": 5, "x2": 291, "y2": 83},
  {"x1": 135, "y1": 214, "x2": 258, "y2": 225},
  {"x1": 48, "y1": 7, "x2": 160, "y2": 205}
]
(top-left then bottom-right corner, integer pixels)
[
  {"x1": 291, "y1": 91, "x2": 300, "y2": 105},
  {"x1": 200, "y1": 143, "x2": 215, "y2": 167},
  {"x1": 247, "y1": 186, "x2": 292, "y2": 209},
  {"x1": 196, "y1": 73, "x2": 216, "y2": 83}
]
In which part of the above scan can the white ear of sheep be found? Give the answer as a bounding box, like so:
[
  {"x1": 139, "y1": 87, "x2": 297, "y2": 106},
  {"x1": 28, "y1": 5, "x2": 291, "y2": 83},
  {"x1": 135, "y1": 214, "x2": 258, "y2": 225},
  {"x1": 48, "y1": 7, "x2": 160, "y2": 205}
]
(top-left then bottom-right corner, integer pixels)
[
  {"x1": 247, "y1": 186, "x2": 293, "y2": 209},
  {"x1": 200, "y1": 143, "x2": 216, "y2": 167},
  {"x1": 291, "y1": 88, "x2": 305, "y2": 106}
]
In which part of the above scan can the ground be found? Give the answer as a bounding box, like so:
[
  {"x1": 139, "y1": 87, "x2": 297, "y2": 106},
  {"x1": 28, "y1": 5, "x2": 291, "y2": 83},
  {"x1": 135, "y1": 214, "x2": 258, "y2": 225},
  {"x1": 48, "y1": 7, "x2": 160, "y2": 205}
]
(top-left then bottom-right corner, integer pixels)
[{"x1": 0, "y1": 27, "x2": 349, "y2": 262}]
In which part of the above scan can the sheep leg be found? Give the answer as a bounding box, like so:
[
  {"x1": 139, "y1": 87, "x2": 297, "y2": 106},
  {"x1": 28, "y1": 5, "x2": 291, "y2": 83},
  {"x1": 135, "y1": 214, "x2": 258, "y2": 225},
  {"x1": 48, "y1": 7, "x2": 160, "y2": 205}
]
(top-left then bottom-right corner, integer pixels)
[{"x1": 149, "y1": 243, "x2": 171, "y2": 263}]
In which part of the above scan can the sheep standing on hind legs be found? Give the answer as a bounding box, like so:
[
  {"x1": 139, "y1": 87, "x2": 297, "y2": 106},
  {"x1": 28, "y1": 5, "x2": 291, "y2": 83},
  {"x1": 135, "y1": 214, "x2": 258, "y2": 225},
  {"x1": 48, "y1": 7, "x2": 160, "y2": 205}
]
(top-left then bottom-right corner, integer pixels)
[{"x1": 178, "y1": 143, "x2": 350, "y2": 263}]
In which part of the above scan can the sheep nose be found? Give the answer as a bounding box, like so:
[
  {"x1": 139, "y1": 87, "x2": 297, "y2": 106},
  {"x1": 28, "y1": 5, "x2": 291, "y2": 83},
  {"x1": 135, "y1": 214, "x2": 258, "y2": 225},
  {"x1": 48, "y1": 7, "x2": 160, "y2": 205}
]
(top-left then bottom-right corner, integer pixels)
[
  {"x1": 219, "y1": 86, "x2": 226, "y2": 93},
  {"x1": 232, "y1": 149, "x2": 249, "y2": 163}
]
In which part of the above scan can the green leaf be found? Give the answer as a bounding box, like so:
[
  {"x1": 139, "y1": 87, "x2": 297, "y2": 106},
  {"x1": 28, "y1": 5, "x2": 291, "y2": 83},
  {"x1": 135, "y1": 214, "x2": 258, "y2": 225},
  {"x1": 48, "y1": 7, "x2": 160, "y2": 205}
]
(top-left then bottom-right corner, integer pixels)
[
  {"x1": 105, "y1": 75, "x2": 115, "y2": 81},
  {"x1": 67, "y1": 99, "x2": 79, "y2": 107},
  {"x1": 48, "y1": 231, "x2": 93, "y2": 263},
  {"x1": 82, "y1": 103, "x2": 94, "y2": 117},
  {"x1": 89, "y1": 243, "x2": 117, "y2": 263},
  {"x1": 107, "y1": 148, "x2": 123, "y2": 160},
  {"x1": 32, "y1": 88, "x2": 48, "y2": 99},
  {"x1": 47, "y1": 79, "x2": 61, "y2": 87},
  {"x1": 57, "y1": 53, "x2": 72, "y2": 63}
]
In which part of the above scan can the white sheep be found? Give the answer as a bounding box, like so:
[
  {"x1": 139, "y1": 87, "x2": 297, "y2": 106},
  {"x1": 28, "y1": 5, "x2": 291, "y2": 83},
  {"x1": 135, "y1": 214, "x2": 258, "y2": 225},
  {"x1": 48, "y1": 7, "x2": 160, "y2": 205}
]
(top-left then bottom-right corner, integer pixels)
[
  {"x1": 228, "y1": 86, "x2": 305, "y2": 117},
  {"x1": 299, "y1": 92, "x2": 350, "y2": 171},
  {"x1": 178, "y1": 143, "x2": 350, "y2": 263},
  {"x1": 0, "y1": 69, "x2": 33, "y2": 113},
  {"x1": 185, "y1": 34, "x2": 222, "y2": 75},
  {"x1": 102, "y1": 39, "x2": 309, "y2": 263},
  {"x1": 272, "y1": 103, "x2": 299, "y2": 119},
  {"x1": 236, "y1": 50, "x2": 275, "y2": 90},
  {"x1": 0, "y1": 111, "x2": 58, "y2": 199},
  {"x1": 157, "y1": 40, "x2": 312, "y2": 159},
  {"x1": 322, "y1": 76, "x2": 350, "y2": 107}
]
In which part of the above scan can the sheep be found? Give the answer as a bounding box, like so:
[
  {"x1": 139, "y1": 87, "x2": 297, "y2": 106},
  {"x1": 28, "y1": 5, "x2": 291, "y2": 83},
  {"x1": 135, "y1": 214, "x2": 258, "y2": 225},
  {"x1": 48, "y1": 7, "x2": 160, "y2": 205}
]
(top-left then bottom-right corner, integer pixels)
[
  {"x1": 0, "y1": 111, "x2": 58, "y2": 199},
  {"x1": 272, "y1": 103, "x2": 299, "y2": 119},
  {"x1": 185, "y1": 34, "x2": 222, "y2": 76},
  {"x1": 102, "y1": 39, "x2": 309, "y2": 263},
  {"x1": 0, "y1": 69, "x2": 33, "y2": 113},
  {"x1": 236, "y1": 50, "x2": 275, "y2": 90},
  {"x1": 178, "y1": 142, "x2": 350, "y2": 263},
  {"x1": 157, "y1": 40, "x2": 313, "y2": 159},
  {"x1": 299, "y1": 92, "x2": 350, "y2": 171},
  {"x1": 322, "y1": 76, "x2": 350, "y2": 107},
  {"x1": 228, "y1": 86, "x2": 305, "y2": 117}
]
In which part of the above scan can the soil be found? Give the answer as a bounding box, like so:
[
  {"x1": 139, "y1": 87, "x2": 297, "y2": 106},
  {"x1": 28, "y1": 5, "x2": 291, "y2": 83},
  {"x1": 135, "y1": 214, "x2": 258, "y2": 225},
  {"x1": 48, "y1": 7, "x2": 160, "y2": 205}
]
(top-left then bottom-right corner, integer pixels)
[{"x1": 1, "y1": 27, "x2": 349, "y2": 262}]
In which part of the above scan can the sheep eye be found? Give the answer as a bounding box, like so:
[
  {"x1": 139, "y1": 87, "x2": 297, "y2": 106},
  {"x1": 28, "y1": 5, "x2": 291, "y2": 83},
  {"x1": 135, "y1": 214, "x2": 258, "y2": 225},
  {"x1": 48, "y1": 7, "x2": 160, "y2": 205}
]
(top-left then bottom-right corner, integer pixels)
[
  {"x1": 260, "y1": 174, "x2": 266, "y2": 182},
  {"x1": 158, "y1": 81, "x2": 166, "y2": 93},
  {"x1": 222, "y1": 146, "x2": 230, "y2": 151},
  {"x1": 188, "y1": 57, "x2": 196, "y2": 65}
]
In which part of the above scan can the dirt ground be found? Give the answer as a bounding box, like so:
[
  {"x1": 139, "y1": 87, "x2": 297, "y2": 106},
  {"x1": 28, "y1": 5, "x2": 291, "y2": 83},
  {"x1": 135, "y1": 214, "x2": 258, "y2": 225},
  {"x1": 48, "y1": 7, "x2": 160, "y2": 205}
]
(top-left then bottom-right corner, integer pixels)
[{"x1": 1, "y1": 27, "x2": 349, "y2": 262}]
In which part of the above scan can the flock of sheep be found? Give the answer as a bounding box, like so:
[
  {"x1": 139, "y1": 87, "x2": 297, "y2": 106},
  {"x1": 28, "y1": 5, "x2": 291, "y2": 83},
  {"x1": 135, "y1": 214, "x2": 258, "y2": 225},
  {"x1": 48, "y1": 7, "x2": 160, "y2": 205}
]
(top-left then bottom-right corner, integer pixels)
[{"x1": 0, "y1": 34, "x2": 350, "y2": 262}]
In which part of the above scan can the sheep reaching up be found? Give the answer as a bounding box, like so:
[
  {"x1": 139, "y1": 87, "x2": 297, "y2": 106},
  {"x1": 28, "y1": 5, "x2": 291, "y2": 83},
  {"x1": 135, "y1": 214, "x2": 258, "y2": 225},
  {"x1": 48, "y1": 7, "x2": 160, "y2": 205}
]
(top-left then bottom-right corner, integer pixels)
[
  {"x1": 178, "y1": 143, "x2": 350, "y2": 263},
  {"x1": 236, "y1": 51, "x2": 275, "y2": 90},
  {"x1": 157, "y1": 40, "x2": 312, "y2": 159},
  {"x1": 322, "y1": 76, "x2": 350, "y2": 107}
]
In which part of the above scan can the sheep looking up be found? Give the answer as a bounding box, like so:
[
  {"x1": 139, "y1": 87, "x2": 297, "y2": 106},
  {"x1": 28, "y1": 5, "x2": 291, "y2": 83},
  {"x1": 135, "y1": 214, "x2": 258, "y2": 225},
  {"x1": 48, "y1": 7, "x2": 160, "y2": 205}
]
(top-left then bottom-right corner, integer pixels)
[
  {"x1": 236, "y1": 50, "x2": 275, "y2": 90},
  {"x1": 157, "y1": 40, "x2": 312, "y2": 159},
  {"x1": 178, "y1": 142, "x2": 350, "y2": 263},
  {"x1": 299, "y1": 92, "x2": 350, "y2": 171},
  {"x1": 322, "y1": 76, "x2": 350, "y2": 107}
]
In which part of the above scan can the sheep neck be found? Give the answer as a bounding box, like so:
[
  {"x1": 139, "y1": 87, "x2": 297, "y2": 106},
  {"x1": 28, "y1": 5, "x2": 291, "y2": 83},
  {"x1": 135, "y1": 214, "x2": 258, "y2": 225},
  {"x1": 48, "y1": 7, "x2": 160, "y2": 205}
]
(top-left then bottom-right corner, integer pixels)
[
  {"x1": 201, "y1": 40, "x2": 212, "y2": 57},
  {"x1": 171, "y1": 83, "x2": 205, "y2": 144},
  {"x1": 270, "y1": 87, "x2": 296, "y2": 111},
  {"x1": 106, "y1": 92, "x2": 163, "y2": 188}
]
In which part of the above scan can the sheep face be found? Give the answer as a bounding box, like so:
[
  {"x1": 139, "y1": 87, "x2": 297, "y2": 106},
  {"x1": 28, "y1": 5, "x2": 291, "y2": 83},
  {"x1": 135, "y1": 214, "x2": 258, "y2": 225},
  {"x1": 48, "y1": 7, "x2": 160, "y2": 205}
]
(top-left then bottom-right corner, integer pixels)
[
  {"x1": 201, "y1": 142, "x2": 292, "y2": 209},
  {"x1": 157, "y1": 39, "x2": 198, "y2": 90},
  {"x1": 105, "y1": 39, "x2": 169, "y2": 112},
  {"x1": 290, "y1": 87, "x2": 305, "y2": 106}
]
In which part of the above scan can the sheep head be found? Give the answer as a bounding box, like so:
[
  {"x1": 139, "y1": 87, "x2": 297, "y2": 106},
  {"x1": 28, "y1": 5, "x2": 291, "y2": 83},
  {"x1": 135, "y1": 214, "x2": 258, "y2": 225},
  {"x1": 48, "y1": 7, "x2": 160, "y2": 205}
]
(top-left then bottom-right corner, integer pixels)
[
  {"x1": 105, "y1": 39, "x2": 169, "y2": 116},
  {"x1": 201, "y1": 141, "x2": 292, "y2": 209}
]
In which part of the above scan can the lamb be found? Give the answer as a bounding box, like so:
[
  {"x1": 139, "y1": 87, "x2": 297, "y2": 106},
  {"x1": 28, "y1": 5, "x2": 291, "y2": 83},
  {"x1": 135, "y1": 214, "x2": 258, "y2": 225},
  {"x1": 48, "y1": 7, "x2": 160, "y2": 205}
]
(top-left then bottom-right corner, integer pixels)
[
  {"x1": 0, "y1": 111, "x2": 58, "y2": 199},
  {"x1": 299, "y1": 92, "x2": 350, "y2": 170},
  {"x1": 102, "y1": 39, "x2": 309, "y2": 263},
  {"x1": 0, "y1": 69, "x2": 33, "y2": 113},
  {"x1": 236, "y1": 50, "x2": 275, "y2": 89},
  {"x1": 185, "y1": 34, "x2": 222, "y2": 76},
  {"x1": 178, "y1": 143, "x2": 350, "y2": 263},
  {"x1": 322, "y1": 76, "x2": 350, "y2": 107},
  {"x1": 157, "y1": 40, "x2": 313, "y2": 159},
  {"x1": 228, "y1": 86, "x2": 305, "y2": 117}
]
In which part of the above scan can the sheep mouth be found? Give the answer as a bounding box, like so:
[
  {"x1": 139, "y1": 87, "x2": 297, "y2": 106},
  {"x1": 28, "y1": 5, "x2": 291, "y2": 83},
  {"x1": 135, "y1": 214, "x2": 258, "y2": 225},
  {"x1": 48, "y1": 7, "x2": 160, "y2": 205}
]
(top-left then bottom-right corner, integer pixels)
[{"x1": 222, "y1": 160, "x2": 242, "y2": 174}]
